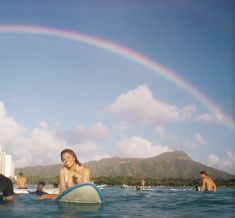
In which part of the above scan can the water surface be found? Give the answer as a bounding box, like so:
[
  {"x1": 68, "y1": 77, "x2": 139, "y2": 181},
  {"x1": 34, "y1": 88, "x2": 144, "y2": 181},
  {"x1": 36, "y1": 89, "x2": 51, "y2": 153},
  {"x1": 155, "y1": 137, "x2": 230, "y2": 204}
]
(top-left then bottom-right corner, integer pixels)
[{"x1": 0, "y1": 187, "x2": 234, "y2": 218}]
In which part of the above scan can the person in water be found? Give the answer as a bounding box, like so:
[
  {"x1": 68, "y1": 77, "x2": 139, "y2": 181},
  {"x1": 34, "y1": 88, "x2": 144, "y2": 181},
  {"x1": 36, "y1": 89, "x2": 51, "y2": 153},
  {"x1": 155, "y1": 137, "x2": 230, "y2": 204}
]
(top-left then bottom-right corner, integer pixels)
[
  {"x1": 30, "y1": 181, "x2": 48, "y2": 196},
  {"x1": 141, "y1": 179, "x2": 145, "y2": 189},
  {"x1": 199, "y1": 171, "x2": 216, "y2": 192},
  {"x1": 16, "y1": 172, "x2": 27, "y2": 189},
  {"x1": 0, "y1": 174, "x2": 14, "y2": 201},
  {"x1": 59, "y1": 148, "x2": 91, "y2": 191},
  {"x1": 39, "y1": 148, "x2": 91, "y2": 200}
]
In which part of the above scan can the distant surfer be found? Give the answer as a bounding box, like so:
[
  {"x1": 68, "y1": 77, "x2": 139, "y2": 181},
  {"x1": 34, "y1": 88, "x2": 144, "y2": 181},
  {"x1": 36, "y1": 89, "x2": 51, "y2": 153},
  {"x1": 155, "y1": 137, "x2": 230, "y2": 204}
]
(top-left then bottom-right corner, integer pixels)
[
  {"x1": 141, "y1": 179, "x2": 145, "y2": 189},
  {"x1": 0, "y1": 174, "x2": 14, "y2": 201},
  {"x1": 16, "y1": 172, "x2": 27, "y2": 189},
  {"x1": 194, "y1": 184, "x2": 200, "y2": 191},
  {"x1": 38, "y1": 148, "x2": 91, "y2": 200},
  {"x1": 199, "y1": 171, "x2": 216, "y2": 192}
]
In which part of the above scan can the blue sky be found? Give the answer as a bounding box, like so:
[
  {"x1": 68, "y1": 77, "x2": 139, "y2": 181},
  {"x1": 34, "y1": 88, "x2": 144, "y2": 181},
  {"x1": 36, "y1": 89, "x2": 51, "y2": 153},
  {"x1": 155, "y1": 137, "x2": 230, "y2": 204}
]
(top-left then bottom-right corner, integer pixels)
[{"x1": 0, "y1": 0, "x2": 234, "y2": 174}]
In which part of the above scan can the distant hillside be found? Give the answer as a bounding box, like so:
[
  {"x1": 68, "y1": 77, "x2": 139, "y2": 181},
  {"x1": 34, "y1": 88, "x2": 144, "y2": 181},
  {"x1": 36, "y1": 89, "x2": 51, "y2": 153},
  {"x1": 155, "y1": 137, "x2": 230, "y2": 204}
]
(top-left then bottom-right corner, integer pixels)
[{"x1": 16, "y1": 151, "x2": 235, "y2": 180}]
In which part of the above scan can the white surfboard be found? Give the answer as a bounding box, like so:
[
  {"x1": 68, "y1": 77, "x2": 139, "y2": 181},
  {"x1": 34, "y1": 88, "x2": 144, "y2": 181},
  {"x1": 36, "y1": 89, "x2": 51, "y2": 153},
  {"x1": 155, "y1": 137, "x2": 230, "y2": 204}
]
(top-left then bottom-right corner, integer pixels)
[
  {"x1": 14, "y1": 188, "x2": 40, "y2": 194},
  {"x1": 97, "y1": 184, "x2": 107, "y2": 189},
  {"x1": 43, "y1": 187, "x2": 59, "y2": 194},
  {"x1": 14, "y1": 188, "x2": 30, "y2": 194},
  {"x1": 55, "y1": 183, "x2": 105, "y2": 204}
]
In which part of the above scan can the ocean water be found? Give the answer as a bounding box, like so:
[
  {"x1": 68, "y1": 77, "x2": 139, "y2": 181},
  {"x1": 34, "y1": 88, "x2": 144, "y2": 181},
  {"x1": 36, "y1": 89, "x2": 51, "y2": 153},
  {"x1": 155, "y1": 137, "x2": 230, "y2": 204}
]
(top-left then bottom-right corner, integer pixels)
[{"x1": 0, "y1": 187, "x2": 234, "y2": 218}]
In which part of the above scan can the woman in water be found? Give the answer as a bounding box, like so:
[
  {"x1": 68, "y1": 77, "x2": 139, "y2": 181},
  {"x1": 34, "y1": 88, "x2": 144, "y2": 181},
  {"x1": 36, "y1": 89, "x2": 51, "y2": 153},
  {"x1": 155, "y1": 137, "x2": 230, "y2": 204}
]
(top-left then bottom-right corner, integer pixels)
[
  {"x1": 39, "y1": 148, "x2": 90, "y2": 199},
  {"x1": 59, "y1": 148, "x2": 90, "y2": 192}
]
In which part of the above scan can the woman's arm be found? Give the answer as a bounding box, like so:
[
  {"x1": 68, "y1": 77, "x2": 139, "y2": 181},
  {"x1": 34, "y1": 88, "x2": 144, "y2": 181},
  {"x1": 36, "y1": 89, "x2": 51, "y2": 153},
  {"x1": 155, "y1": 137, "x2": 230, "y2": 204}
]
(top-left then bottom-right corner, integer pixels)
[
  {"x1": 200, "y1": 179, "x2": 206, "y2": 192},
  {"x1": 82, "y1": 168, "x2": 91, "y2": 183},
  {"x1": 37, "y1": 193, "x2": 57, "y2": 200},
  {"x1": 212, "y1": 181, "x2": 216, "y2": 192},
  {"x1": 37, "y1": 167, "x2": 66, "y2": 200},
  {"x1": 59, "y1": 167, "x2": 67, "y2": 193}
]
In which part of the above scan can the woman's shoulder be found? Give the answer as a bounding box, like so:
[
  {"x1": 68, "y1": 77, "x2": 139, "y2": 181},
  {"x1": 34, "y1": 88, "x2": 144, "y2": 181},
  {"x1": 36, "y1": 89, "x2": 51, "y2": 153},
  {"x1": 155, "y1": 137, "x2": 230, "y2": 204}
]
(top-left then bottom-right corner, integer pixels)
[
  {"x1": 83, "y1": 166, "x2": 91, "y2": 176},
  {"x1": 80, "y1": 165, "x2": 90, "y2": 173},
  {"x1": 82, "y1": 164, "x2": 89, "y2": 169}
]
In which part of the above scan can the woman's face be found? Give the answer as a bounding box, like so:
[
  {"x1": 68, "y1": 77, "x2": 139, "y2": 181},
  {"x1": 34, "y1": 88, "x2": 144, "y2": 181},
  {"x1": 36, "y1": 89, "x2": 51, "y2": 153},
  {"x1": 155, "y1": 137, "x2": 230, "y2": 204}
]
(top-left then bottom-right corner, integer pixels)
[
  {"x1": 199, "y1": 173, "x2": 206, "y2": 179},
  {"x1": 62, "y1": 152, "x2": 76, "y2": 168}
]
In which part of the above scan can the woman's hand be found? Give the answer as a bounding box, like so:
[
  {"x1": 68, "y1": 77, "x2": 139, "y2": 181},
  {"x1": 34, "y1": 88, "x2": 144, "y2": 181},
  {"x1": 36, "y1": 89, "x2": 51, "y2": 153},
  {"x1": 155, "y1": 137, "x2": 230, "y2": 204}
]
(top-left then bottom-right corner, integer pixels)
[
  {"x1": 37, "y1": 193, "x2": 58, "y2": 200},
  {"x1": 72, "y1": 175, "x2": 78, "y2": 184}
]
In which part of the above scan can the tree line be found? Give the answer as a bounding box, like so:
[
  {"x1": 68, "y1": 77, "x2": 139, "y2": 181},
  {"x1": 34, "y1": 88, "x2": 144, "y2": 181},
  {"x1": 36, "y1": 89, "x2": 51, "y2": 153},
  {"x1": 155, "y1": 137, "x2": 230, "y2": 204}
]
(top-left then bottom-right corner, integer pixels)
[{"x1": 20, "y1": 175, "x2": 235, "y2": 187}]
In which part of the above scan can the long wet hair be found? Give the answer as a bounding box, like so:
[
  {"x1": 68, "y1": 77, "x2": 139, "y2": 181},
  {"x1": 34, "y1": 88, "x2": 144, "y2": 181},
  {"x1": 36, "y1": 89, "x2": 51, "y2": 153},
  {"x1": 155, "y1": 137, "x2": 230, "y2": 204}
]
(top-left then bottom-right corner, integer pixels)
[{"x1": 60, "y1": 149, "x2": 82, "y2": 166}]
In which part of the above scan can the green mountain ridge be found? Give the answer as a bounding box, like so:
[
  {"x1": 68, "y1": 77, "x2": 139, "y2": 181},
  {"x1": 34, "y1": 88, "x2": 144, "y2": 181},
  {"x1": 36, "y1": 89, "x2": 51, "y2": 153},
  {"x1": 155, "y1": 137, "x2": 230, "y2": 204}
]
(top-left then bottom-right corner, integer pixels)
[{"x1": 16, "y1": 151, "x2": 235, "y2": 180}]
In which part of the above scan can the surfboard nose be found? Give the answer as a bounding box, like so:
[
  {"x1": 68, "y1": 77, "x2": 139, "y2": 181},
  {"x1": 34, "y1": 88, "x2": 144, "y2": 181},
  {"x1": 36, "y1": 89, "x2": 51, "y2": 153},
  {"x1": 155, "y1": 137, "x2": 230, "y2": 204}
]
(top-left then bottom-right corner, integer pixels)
[{"x1": 55, "y1": 183, "x2": 105, "y2": 204}]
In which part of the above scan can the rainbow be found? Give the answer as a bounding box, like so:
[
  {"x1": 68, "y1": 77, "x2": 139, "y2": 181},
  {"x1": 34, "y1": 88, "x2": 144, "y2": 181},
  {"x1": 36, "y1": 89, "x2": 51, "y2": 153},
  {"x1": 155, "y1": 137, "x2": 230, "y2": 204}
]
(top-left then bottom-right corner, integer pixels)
[{"x1": 0, "y1": 24, "x2": 234, "y2": 131}]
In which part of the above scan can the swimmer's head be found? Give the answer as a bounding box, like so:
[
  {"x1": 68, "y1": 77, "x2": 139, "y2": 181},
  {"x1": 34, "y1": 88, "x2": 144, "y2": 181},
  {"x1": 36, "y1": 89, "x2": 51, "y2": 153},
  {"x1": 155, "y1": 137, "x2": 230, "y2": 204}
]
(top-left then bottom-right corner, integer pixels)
[{"x1": 199, "y1": 171, "x2": 207, "y2": 178}]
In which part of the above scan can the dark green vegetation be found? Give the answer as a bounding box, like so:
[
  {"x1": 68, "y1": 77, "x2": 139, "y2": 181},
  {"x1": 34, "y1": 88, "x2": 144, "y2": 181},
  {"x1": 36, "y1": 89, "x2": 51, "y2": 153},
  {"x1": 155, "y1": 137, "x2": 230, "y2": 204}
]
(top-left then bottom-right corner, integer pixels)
[
  {"x1": 23, "y1": 175, "x2": 59, "y2": 185},
  {"x1": 16, "y1": 151, "x2": 235, "y2": 186},
  {"x1": 92, "y1": 176, "x2": 235, "y2": 187}
]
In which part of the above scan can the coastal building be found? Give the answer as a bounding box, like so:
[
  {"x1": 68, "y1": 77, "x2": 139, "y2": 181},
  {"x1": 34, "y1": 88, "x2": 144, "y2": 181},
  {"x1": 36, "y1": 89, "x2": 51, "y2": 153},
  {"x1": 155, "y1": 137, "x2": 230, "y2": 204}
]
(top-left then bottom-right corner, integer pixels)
[{"x1": 0, "y1": 147, "x2": 14, "y2": 177}]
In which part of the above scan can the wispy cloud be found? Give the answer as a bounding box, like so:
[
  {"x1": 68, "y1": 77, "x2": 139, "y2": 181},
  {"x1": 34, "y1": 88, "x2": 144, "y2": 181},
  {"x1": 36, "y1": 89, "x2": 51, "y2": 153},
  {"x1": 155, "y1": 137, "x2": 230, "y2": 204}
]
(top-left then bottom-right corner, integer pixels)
[
  {"x1": 194, "y1": 133, "x2": 204, "y2": 145},
  {"x1": 196, "y1": 112, "x2": 231, "y2": 125},
  {"x1": 0, "y1": 101, "x2": 65, "y2": 166},
  {"x1": 155, "y1": 125, "x2": 167, "y2": 141},
  {"x1": 207, "y1": 151, "x2": 235, "y2": 174},
  {"x1": 61, "y1": 122, "x2": 109, "y2": 145},
  {"x1": 0, "y1": 101, "x2": 110, "y2": 167},
  {"x1": 107, "y1": 85, "x2": 195, "y2": 124},
  {"x1": 182, "y1": 133, "x2": 205, "y2": 150},
  {"x1": 115, "y1": 136, "x2": 170, "y2": 158}
]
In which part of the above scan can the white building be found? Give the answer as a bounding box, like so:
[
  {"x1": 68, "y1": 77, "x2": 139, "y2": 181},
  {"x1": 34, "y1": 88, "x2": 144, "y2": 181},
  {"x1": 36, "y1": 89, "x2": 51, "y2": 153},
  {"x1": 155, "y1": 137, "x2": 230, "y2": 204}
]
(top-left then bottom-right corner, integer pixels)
[
  {"x1": 0, "y1": 147, "x2": 14, "y2": 177},
  {"x1": 0, "y1": 150, "x2": 5, "y2": 175}
]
